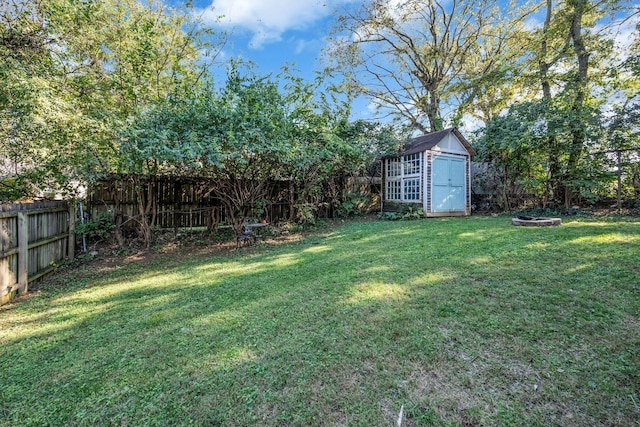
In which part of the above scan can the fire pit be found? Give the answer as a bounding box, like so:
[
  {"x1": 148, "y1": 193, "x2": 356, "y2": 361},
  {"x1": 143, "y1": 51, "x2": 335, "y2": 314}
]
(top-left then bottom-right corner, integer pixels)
[{"x1": 512, "y1": 216, "x2": 562, "y2": 226}]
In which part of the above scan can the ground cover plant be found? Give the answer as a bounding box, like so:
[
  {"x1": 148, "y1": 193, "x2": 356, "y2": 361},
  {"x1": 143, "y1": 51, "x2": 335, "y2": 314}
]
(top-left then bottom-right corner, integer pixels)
[{"x1": 1, "y1": 216, "x2": 639, "y2": 426}]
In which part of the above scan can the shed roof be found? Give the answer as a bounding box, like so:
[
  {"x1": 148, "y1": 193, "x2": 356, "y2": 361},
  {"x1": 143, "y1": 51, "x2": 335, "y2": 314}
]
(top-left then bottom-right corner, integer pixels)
[{"x1": 384, "y1": 127, "x2": 476, "y2": 158}]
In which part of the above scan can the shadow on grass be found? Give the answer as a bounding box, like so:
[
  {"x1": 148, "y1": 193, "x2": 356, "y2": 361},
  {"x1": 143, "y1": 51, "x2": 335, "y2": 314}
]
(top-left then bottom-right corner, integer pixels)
[{"x1": 1, "y1": 217, "x2": 639, "y2": 425}]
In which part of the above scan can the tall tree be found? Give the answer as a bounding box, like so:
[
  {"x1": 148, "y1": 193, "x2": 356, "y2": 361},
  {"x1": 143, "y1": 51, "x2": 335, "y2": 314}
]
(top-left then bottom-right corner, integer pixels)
[
  {"x1": 0, "y1": 0, "x2": 222, "y2": 204},
  {"x1": 476, "y1": 0, "x2": 635, "y2": 208},
  {"x1": 528, "y1": 0, "x2": 626, "y2": 206},
  {"x1": 0, "y1": 0, "x2": 72, "y2": 199},
  {"x1": 329, "y1": 0, "x2": 528, "y2": 132}
]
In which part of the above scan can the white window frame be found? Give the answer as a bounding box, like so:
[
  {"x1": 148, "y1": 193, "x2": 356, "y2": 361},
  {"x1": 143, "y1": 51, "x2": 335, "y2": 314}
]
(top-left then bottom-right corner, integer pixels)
[
  {"x1": 403, "y1": 153, "x2": 421, "y2": 176},
  {"x1": 386, "y1": 179, "x2": 401, "y2": 201},
  {"x1": 387, "y1": 159, "x2": 401, "y2": 178},
  {"x1": 403, "y1": 177, "x2": 421, "y2": 201},
  {"x1": 385, "y1": 153, "x2": 422, "y2": 202}
]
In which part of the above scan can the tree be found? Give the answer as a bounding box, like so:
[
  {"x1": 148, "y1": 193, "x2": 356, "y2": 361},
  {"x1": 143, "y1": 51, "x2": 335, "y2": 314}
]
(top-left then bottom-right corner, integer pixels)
[
  {"x1": 275, "y1": 69, "x2": 401, "y2": 221},
  {"x1": 206, "y1": 67, "x2": 294, "y2": 232},
  {"x1": 477, "y1": 0, "x2": 635, "y2": 208},
  {"x1": 0, "y1": 0, "x2": 75, "y2": 199},
  {"x1": 329, "y1": 0, "x2": 529, "y2": 132},
  {"x1": 1, "y1": 0, "x2": 225, "y2": 245},
  {"x1": 532, "y1": 0, "x2": 630, "y2": 207},
  {"x1": 0, "y1": 0, "x2": 222, "y2": 206},
  {"x1": 606, "y1": 14, "x2": 640, "y2": 205}
]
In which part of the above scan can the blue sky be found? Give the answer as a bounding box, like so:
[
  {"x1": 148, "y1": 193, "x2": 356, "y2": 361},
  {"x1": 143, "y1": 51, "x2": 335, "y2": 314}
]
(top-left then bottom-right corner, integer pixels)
[
  {"x1": 189, "y1": 0, "x2": 353, "y2": 79},
  {"x1": 178, "y1": 0, "x2": 375, "y2": 120}
]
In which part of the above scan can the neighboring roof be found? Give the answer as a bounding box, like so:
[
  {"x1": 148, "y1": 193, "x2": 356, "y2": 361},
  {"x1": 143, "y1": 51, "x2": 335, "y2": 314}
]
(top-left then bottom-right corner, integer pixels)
[{"x1": 383, "y1": 127, "x2": 476, "y2": 158}]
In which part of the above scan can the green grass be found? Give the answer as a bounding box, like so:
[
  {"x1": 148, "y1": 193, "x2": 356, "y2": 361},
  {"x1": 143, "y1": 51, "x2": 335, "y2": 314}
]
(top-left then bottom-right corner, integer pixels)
[{"x1": 1, "y1": 216, "x2": 639, "y2": 426}]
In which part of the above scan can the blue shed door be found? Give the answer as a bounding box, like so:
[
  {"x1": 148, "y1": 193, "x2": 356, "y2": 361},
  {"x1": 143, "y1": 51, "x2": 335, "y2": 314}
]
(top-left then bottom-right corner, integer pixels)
[{"x1": 432, "y1": 155, "x2": 466, "y2": 212}]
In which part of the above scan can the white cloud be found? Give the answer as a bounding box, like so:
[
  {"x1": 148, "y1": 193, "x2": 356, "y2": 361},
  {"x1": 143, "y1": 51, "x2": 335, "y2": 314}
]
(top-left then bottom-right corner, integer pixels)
[
  {"x1": 294, "y1": 38, "x2": 321, "y2": 55},
  {"x1": 200, "y1": 0, "x2": 344, "y2": 49}
]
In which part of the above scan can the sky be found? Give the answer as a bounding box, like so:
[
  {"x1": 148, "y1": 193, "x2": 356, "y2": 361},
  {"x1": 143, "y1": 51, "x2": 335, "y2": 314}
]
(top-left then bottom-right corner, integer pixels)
[{"x1": 189, "y1": 0, "x2": 353, "y2": 79}]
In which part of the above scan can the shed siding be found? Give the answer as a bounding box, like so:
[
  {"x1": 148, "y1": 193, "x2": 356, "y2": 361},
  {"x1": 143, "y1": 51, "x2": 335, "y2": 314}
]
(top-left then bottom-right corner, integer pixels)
[
  {"x1": 468, "y1": 154, "x2": 471, "y2": 214},
  {"x1": 425, "y1": 152, "x2": 432, "y2": 213},
  {"x1": 382, "y1": 159, "x2": 387, "y2": 202},
  {"x1": 418, "y1": 152, "x2": 424, "y2": 206}
]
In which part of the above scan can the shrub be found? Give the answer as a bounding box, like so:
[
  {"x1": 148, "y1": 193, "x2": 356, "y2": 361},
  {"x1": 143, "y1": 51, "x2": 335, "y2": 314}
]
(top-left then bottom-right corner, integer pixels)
[
  {"x1": 377, "y1": 205, "x2": 424, "y2": 221},
  {"x1": 294, "y1": 203, "x2": 318, "y2": 225},
  {"x1": 337, "y1": 193, "x2": 373, "y2": 218},
  {"x1": 401, "y1": 205, "x2": 424, "y2": 220},
  {"x1": 377, "y1": 211, "x2": 402, "y2": 221},
  {"x1": 75, "y1": 211, "x2": 115, "y2": 242}
]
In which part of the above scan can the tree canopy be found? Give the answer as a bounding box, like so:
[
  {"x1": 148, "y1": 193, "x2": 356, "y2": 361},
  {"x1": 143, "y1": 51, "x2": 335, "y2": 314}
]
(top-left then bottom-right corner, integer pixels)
[
  {"x1": 1, "y1": 0, "x2": 400, "y2": 245},
  {"x1": 329, "y1": 0, "x2": 639, "y2": 208}
]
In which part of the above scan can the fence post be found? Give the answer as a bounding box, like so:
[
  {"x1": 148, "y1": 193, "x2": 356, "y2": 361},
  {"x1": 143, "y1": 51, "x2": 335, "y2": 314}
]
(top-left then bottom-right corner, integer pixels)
[
  {"x1": 617, "y1": 150, "x2": 622, "y2": 214},
  {"x1": 68, "y1": 203, "x2": 76, "y2": 261},
  {"x1": 17, "y1": 210, "x2": 28, "y2": 294}
]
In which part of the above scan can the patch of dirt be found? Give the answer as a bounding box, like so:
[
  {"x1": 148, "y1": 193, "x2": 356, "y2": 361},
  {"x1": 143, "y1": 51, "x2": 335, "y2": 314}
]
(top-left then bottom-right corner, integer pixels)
[
  {"x1": 405, "y1": 363, "x2": 485, "y2": 417},
  {"x1": 400, "y1": 345, "x2": 548, "y2": 426}
]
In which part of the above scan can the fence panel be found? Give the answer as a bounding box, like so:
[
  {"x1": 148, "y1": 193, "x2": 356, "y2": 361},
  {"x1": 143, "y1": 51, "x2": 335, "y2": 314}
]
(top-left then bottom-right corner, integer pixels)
[
  {"x1": 87, "y1": 176, "x2": 294, "y2": 231},
  {"x1": 0, "y1": 201, "x2": 73, "y2": 306}
]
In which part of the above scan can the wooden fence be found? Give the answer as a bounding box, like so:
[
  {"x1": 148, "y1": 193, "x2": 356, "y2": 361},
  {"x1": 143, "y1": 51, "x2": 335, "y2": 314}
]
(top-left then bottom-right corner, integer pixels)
[
  {"x1": 0, "y1": 201, "x2": 74, "y2": 306},
  {"x1": 88, "y1": 176, "x2": 293, "y2": 230}
]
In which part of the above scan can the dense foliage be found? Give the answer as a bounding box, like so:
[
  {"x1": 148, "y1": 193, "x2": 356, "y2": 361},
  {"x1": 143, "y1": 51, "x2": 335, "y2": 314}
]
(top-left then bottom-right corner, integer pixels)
[
  {"x1": 0, "y1": 0, "x2": 214, "y2": 201},
  {"x1": 1, "y1": 0, "x2": 400, "y2": 244},
  {"x1": 330, "y1": 0, "x2": 639, "y2": 209}
]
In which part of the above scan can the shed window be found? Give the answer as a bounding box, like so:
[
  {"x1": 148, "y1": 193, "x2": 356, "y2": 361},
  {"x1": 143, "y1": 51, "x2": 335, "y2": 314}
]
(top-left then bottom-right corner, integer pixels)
[
  {"x1": 385, "y1": 155, "x2": 422, "y2": 202},
  {"x1": 403, "y1": 178, "x2": 421, "y2": 200},
  {"x1": 386, "y1": 180, "x2": 401, "y2": 200},
  {"x1": 403, "y1": 153, "x2": 421, "y2": 175},
  {"x1": 387, "y1": 160, "x2": 401, "y2": 178}
]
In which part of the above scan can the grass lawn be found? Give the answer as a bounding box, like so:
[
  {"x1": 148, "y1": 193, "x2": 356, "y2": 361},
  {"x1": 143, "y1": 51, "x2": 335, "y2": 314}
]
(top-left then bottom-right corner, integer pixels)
[{"x1": 1, "y1": 216, "x2": 639, "y2": 426}]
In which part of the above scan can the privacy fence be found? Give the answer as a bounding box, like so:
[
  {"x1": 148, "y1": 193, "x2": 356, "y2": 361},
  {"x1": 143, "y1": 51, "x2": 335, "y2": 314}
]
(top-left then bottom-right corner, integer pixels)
[
  {"x1": 87, "y1": 175, "x2": 381, "y2": 232},
  {"x1": 0, "y1": 201, "x2": 74, "y2": 306},
  {"x1": 87, "y1": 176, "x2": 295, "y2": 231}
]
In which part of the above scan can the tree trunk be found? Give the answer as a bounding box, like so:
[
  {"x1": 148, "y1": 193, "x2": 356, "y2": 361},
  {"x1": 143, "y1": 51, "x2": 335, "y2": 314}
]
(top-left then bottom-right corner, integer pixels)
[
  {"x1": 132, "y1": 175, "x2": 152, "y2": 248},
  {"x1": 427, "y1": 89, "x2": 442, "y2": 132},
  {"x1": 564, "y1": 0, "x2": 589, "y2": 208},
  {"x1": 113, "y1": 180, "x2": 125, "y2": 247},
  {"x1": 289, "y1": 179, "x2": 296, "y2": 221},
  {"x1": 539, "y1": 0, "x2": 563, "y2": 206}
]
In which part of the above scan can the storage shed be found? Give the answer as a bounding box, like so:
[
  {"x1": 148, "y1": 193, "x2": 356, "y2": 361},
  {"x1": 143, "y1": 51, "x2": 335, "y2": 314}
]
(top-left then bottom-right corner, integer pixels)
[{"x1": 382, "y1": 128, "x2": 476, "y2": 217}]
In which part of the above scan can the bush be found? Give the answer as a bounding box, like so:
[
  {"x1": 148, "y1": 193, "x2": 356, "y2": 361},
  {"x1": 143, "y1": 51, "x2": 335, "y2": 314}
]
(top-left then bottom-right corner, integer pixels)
[
  {"x1": 75, "y1": 211, "x2": 115, "y2": 241},
  {"x1": 295, "y1": 203, "x2": 318, "y2": 225},
  {"x1": 337, "y1": 193, "x2": 373, "y2": 218},
  {"x1": 401, "y1": 205, "x2": 424, "y2": 220},
  {"x1": 377, "y1": 211, "x2": 402, "y2": 221},
  {"x1": 377, "y1": 205, "x2": 424, "y2": 221},
  {"x1": 0, "y1": 178, "x2": 29, "y2": 202}
]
